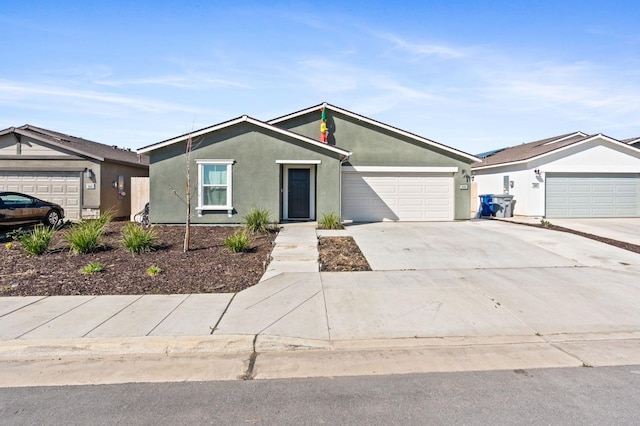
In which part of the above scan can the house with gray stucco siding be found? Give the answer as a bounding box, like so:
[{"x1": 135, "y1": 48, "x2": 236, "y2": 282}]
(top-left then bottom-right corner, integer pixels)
[{"x1": 138, "y1": 103, "x2": 480, "y2": 224}]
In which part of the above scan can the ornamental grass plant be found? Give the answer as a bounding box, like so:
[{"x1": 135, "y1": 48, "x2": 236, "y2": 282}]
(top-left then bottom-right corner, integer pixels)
[{"x1": 121, "y1": 222, "x2": 157, "y2": 254}]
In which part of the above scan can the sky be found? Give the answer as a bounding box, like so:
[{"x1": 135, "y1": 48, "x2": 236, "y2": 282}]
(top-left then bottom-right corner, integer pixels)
[{"x1": 1, "y1": 0, "x2": 639, "y2": 155}]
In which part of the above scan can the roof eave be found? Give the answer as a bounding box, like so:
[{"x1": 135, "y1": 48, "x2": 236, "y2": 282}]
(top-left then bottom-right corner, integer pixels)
[
  {"x1": 472, "y1": 133, "x2": 635, "y2": 170},
  {"x1": 13, "y1": 128, "x2": 105, "y2": 162}
]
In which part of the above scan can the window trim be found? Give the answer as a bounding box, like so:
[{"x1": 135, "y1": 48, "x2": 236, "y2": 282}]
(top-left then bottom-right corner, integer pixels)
[{"x1": 196, "y1": 159, "x2": 234, "y2": 216}]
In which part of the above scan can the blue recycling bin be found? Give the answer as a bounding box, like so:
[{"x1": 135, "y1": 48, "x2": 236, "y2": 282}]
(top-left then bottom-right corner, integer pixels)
[{"x1": 479, "y1": 194, "x2": 493, "y2": 217}]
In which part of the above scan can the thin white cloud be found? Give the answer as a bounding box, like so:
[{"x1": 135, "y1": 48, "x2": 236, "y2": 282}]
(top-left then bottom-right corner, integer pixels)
[
  {"x1": 0, "y1": 80, "x2": 210, "y2": 115},
  {"x1": 480, "y1": 60, "x2": 640, "y2": 116},
  {"x1": 94, "y1": 74, "x2": 251, "y2": 89},
  {"x1": 374, "y1": 32, "x2": 465, "y2": 59}
]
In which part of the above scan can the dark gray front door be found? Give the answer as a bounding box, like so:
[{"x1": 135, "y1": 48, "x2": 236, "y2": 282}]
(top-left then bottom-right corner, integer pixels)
[{"x1": 288, "y1": 168, "x2": 310, "y2": 219}]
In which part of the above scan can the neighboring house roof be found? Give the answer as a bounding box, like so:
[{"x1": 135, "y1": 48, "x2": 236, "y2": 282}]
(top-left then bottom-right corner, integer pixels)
[
  {"x1": 0, "y1": 124, "x2": 148, "y2": 167},
  {"x1": 475, "y1": 147, "x2": 507, "y2": 159},
  {"x1": 470, "y1": 131, "x2": 631, "y2": 170},
  {"x1": 137, "y1": 115, "x2": 352, "y2": 158},
  {"x1": 622, "y1": 137, "x2": 640, "y2": 146},
  {"x1": 268, "y1": 102, "x2": 481, "y2": 163}
]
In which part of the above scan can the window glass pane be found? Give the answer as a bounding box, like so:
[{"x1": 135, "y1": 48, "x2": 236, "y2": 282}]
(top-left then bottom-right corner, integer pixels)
[
  {"x1": 204, "y1": 165, "x2": 227, "y2": 185},
  {"x1": 204, "y1": 187, "x2": 227, "y2": 206}
]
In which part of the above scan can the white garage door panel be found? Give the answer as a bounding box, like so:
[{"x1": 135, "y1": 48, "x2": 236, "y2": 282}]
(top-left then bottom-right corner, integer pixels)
[
  {"x1": 342, "y1": 172, "x2": 453, "y2": 222},
  {"x1": 546, "y1": 174, "x2": 640, "y2": 218},
  {"x1": 0, "y1": 171, "x2": 81, "y2": 220}
]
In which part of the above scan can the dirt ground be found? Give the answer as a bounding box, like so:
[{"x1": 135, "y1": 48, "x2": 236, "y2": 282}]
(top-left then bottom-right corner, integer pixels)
[
  {"x1": 318, "y1": 236, "x2": 372, "y2": 272},
  {"x1": 1, "y1": 222, "x2": 277, "y2": 296},
  {"x1": 1, "y1": 223, "x2": 371, "y2": 296}
]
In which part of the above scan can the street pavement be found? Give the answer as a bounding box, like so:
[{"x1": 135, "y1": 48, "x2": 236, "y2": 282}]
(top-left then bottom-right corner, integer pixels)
[{"x1": 1, "y1": 219, "x2": 640, "y2": 386}]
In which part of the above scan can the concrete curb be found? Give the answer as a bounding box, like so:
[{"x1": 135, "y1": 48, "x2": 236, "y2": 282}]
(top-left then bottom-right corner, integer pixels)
[
  {"x1": 2, "y1": 333, "x2": 640, "y2": 386},
  {"x1": 0, "y1": 335, "x2": 255, "y2": 359},
  {"x1": 4, "y1": 331, "x2": 639, "y2": 360}
]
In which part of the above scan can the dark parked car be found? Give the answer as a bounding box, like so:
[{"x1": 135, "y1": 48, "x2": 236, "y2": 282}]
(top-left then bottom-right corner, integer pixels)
[{"x1": 0, "y1": 192, "x2": 65, "y2": 227}]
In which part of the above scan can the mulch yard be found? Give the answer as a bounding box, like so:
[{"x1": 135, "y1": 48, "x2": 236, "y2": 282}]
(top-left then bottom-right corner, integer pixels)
[
  {"x1": 1, "y1": 223, "x2": 371, "y2": 296},
  {"x1": 318, "y1": 236, "x2": 371, "y2": 272},
  {"x1": 1, "y1": 222, "x2": 277, "y2": 296}
]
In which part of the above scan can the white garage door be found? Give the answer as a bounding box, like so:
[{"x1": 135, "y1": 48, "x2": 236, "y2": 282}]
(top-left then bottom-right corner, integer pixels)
[
  {"x1": 342, "y1": 172, "x2": 454, "y2": 222},
  {"x1": 0, "y1": 171, "x2": 81, "y2": 220},
  {"x1": 546, "y1": 173, "x2": 640, "y2": 218}
]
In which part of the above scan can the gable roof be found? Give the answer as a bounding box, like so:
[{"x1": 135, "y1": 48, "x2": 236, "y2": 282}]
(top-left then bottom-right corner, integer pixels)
[
  {"x1": 137, "y1": 115, "x2": 352, "y2": 158},
  {"x1": 268, "y1": 102, "x2": 481, "y2": 163},
  {"x1": 472, "y1": 132, "x2": 635, "y2": 170},
  {"x1": 0, "y1": 125, "x2": 148, "y2": 167}
]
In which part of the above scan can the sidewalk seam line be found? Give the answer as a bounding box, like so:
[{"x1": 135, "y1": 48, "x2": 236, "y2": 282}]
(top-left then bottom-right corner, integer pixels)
[
  {"x1": 0, "y1": 296, "x2": 49, "y2": 319},
  {"x1": 82, "y1": 295, "x2": 144, "y2": 337},
  {"x1": 211, "y1": 293, "x2": 237, "y2": 334},
  {"x1": 16, "y1": 296, "x2": 97, "y2": 339},
  {"x1": 245, "y1": 279, "x2": 307, "y2": 309},
  {"x1": 259, "y1": 290, "x2": 321, "y2": 335},
  {"x1": 146, "y1": 294, "x2": 191, "y2": 337},
  {"x1": 319, "y1": 273, "x2": 332, "y2": 340}
]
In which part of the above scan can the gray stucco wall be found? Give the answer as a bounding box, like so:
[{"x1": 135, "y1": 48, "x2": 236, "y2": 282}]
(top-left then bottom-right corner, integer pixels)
[
  {"x1": 275, "y1": 111, "x2": 475, "y2": 220},
  {"x1": 148, "y1": 122, "x2": 343, "y2": 224}
]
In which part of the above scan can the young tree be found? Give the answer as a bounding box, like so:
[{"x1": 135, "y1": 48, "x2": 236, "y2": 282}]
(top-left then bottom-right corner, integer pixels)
[{"x1": 182, "y1": 129, "x2": 202, "y2": 252}]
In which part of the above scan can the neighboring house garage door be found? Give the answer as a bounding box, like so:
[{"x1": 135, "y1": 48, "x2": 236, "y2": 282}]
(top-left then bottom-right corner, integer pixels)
[
  {"x1": 342, "y1": 171, "x2": 454, "y2": 222},
  {"x1": 546, "y1": 173, "x2": 640, "y2": 218},
  {"x1": 0, "y1": 171, "x2": 81, "y2": 220}
]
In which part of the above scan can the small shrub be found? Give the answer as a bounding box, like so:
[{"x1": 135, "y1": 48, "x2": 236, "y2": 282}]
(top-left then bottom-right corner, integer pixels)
[
  {"x1": 15, "y1": 225, "x2": 56, "y2": 256},
  {"x1": 540, "y1": 219, "x2": 551, "y2": 228},
  {"x1": 122, "y1": 222, "x2": 157, "y2": 254},
  {"x1": 318, "y1": 212, "x2": 342, "y2": 230},
  {"x1": 225, "y1": 229, "x2": 251, "y2": 253},
  {"x1": 65, "y1": 219, "x2": 107, "y2": 254},
  {"x1": 81, "y1": 262, "x2": 104, "y2": 274},
  {"x1": 147, "y1": 265, "x2": 162, "y2": 276},
  {"x1": 244, "y1": 208, "x2": 273, "y2": 233}
]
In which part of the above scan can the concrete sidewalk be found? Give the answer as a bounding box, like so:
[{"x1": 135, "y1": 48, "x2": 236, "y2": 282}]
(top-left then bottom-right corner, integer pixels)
[{"x1": 2, "y1": 220, "x2": 640, "y2": 386}]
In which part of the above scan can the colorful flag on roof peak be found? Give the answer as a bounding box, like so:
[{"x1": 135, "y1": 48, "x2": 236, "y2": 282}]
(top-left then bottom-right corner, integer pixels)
[{"x1": 320, "y1": 104, "x2": 328, "y2": 143}]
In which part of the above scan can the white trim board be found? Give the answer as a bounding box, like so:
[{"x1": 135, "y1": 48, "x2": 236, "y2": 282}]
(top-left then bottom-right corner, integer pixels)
[
  {"x1": 342, "y1": 166, "x2": 458, "y2": 173},
  {"x1": 276, "y1": 160, "x2": 322, "y2": 164}
]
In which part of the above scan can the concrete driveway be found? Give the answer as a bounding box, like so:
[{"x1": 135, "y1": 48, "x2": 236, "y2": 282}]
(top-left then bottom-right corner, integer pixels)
[
  {"x1": 301, "y1": 221, "x2": 640, "y2": 342},
  {"x1": 346, "y1": 220, "x2": 640, "y2": 270},
  {"x1": 546, "y1": 218, "x2": 640, "y2": 246}
]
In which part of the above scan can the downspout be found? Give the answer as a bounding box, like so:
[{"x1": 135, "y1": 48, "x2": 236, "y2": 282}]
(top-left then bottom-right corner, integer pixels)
[{"x1": 338, "y1": 152, "x2": 352, "y2": 220}]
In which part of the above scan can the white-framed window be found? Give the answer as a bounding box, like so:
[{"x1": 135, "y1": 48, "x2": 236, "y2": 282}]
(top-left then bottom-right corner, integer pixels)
[{"x1": 196, "y1": 160, "x2": 234, "y2": 215}]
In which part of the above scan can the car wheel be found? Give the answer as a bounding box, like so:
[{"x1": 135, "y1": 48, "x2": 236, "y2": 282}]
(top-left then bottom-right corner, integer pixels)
[{"x1": 44, "y1": 210, "x2": 61, "y2": 227}]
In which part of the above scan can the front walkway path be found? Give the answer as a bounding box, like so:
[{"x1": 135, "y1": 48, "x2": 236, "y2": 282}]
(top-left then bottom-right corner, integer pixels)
[{"x1": 260, "y1": 222, "x2": 319, "y2": 281}]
